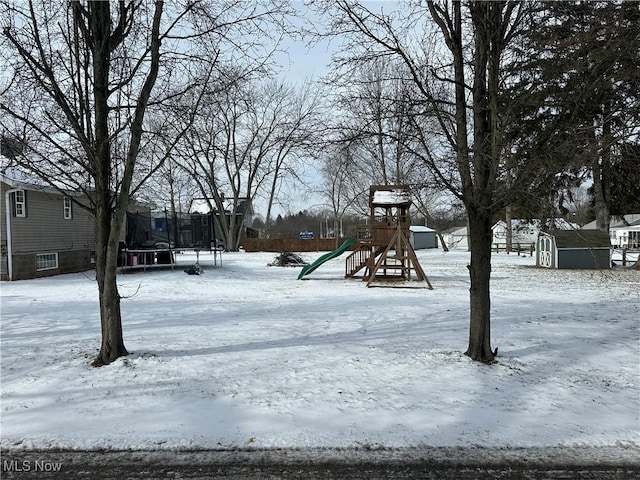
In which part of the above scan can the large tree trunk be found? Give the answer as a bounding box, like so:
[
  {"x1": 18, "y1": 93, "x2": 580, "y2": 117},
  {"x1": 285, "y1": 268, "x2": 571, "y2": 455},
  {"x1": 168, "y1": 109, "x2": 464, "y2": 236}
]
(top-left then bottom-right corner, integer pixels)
[
  {"x1": 94, "y1": 243, "x2": 128, "y2": 367},
  {"x1": 465, "y1": 209, "x2": 496, "y2": 363},
  {"x1": 91, "y1": 204, "x2": 128, "y2": 367}
]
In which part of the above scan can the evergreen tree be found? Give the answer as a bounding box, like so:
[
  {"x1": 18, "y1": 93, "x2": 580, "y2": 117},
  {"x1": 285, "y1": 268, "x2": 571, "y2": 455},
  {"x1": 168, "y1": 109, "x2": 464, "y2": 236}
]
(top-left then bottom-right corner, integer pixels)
[{"x1": 514, "y1": 1, "x2": 640, "y2": 228}]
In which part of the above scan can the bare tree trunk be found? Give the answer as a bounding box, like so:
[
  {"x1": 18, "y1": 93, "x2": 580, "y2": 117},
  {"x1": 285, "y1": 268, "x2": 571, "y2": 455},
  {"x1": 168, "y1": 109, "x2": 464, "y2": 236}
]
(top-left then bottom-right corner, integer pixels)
[
  {"x1": 463, "y1": 1, "x2": 508, "y2": 363},
  {"x1": 92, "y1": 202, "x2": 128, "y2": 367},
  {"x1": 94, "y1": 239, "x2": 128, "y2": 366},
  {"x1": 465, "y1": 210, "x2": 496, "y2": 363},
  {"x1": 168, "y1": 171, "x2": 180, "y2": 247},
  {"x1": 592, "y1": 114, "x2": 611, "y2": 233},
  {"x1": 437, "y1": 232, "x2": 449, "y2": 252},
  {"x1": 505, "y1": 205, "x2": 513, "y2": 253},
  {"x1": 593, "y1": 161, "x2": 610, "y2": 233}
]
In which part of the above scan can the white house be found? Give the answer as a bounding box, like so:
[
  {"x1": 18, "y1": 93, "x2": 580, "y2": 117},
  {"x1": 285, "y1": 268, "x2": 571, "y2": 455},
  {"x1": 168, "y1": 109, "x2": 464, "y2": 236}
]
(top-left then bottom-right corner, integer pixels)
[
  {"x1": 442, "y1": 218, "x2": 579, "y2": 252},
  {"x1": 443, "y1": 226, "x2": 468, "y2": 250},
  {"x1": 492, "y1": 218, "x2": 577, "y2": 248},
  {"x1": 582, "y1": 214, "x2": 640, "y2": 249},
  {"x1": 622, "y1": 225, "x2": 640, "y2": 249}
]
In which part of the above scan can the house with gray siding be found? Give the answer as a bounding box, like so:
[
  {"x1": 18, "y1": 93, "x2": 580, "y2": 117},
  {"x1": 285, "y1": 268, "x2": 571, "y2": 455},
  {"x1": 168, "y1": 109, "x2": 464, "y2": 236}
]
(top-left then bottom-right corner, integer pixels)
[{"x1": 1, "y1": 174, "x2": 95, "y2": 281}]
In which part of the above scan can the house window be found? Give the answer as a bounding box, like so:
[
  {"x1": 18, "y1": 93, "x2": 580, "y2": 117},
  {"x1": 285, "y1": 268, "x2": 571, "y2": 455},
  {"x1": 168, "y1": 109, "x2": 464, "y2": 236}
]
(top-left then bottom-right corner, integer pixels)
[
  {"x1": 36, "y1": 252, "x2": 58, "y2": 271},
  {"x1": 14, "y1": 190, "x2": 26, "y2": 217},
  {"x1": 63, "y1": 196, "x2": 73, "y2": 219}
]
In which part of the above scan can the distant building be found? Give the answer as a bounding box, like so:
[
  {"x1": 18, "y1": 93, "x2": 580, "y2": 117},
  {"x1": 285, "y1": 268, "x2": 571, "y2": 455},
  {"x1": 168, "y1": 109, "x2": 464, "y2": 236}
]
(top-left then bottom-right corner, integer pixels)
[
  {"x1": 444, "y1": 218, "x2": 578, "y2": 252},
  {"x1": 409, "y1": 225, "x2": 437, "y2": 249},
  {"x1": 442, "y1": 225, "x2": 467, "y2": 250},
  {"x1": 2, "y1": 168, "x2": 153, "y2": 280},
  {"x1": 582, "y1": 214, "x2": 640, "y2": 249},
  {"x1": 492, "y1": 218, "x2": 577, "y2": 247}
]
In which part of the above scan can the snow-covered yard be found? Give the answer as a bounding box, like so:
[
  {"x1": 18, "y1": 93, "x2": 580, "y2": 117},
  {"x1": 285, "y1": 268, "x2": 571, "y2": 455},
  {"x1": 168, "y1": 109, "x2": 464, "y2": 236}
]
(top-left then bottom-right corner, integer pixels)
[{"x1": 1, "y1": 249, "x2": 638, "y2": 458}]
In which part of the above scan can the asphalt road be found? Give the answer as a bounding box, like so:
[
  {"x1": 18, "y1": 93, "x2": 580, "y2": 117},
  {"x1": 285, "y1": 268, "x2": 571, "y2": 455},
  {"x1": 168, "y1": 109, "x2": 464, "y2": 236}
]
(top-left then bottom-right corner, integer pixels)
[{"x1": 1, "y1": 447, "x2": 638, "y2": 479}]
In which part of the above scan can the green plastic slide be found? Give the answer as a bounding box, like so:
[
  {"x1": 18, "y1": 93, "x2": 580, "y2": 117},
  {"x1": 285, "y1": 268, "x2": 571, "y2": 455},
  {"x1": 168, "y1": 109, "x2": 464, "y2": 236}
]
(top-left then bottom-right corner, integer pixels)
[{"x1": 297, "y1": 239, "x2": 356, "y2": 279}]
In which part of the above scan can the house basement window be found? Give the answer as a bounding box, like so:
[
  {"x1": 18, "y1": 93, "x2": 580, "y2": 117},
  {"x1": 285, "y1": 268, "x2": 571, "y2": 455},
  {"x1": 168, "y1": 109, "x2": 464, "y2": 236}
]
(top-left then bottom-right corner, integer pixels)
[
  {"x1": 63, "y1": 196, "x2": 72, "y2": 219},
  {"x1": 36, "y1": 253, "x2": 58, "y2": 271}
]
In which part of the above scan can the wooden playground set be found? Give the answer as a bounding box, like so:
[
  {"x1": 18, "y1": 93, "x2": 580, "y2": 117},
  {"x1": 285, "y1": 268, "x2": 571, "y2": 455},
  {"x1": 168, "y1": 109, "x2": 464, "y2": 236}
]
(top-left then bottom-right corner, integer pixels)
[{"x1": 299, "y1": 185, "x2": 433, "y2": 288}]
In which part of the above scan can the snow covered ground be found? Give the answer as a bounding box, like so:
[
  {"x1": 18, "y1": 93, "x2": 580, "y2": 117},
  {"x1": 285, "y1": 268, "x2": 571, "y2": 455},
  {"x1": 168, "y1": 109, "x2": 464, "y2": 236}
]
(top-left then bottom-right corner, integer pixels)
[{"x1": 1, "y1": 249, "x2": 638, "y2": 458}]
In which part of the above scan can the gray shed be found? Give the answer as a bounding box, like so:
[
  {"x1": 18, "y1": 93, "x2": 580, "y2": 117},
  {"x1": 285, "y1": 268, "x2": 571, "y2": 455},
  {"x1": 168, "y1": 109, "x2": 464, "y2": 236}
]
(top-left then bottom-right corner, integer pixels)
[
  {"x1": 536, "y1": 230, "x2": 611, "y2": 269},
  {"x1": 409, "y1": 225, "x2": 438, "y2": 249}
]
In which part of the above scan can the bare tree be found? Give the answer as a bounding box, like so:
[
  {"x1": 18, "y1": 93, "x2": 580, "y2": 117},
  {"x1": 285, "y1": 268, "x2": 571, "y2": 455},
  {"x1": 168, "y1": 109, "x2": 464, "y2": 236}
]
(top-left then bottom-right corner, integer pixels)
[
  {"x1": 320, "y1": 141, "x2": 368, "y2": 246},
  {"x1": 261, "y1": 80, "x2": 324, "y2": 233},
  {"x1": 2, "y1": 1, "x2": 169, "y2": 366},
  {"x1": 323, "y1": 1, "x2": 555, "y2": 363},
  {"x1": 177, "y1": 78, "x2": 321, "y2": 250},
  {"x1": 327, "y1": 57, "x2": 426, "y2": 189},
  {"x1": 1, "y1": 0, "x2": 293, "y2": 366},
  {"x1": 321, "y1": 29, "x2": 453, "y2": 250}
]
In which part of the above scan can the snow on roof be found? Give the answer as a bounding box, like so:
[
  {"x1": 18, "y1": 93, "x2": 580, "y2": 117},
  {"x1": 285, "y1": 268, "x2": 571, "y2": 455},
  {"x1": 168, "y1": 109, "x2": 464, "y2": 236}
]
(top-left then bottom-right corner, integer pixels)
[
  {"x1": 493, "y1": 218, "x2": 578, "y2": 231},
  {"x1": 1, "y1": 165, "x2": 47, "y2": 188},
  {"x1": 189, "y1": 198, "x2": 250, "y2": 214},
  {"x1": 612, "y1": 214, "x2": 640, "y2": 227},
  {"x1": 0, "y1": 168, "x2": 74, "y2": 195},
  {"x1": 409, "y1": 225, "x2": 435, "y2": 232},
  {"x1": 190, "y1": 198, "x2": 214, "y2": 214},
  {"x1": 372, "y1": 189, "x2": 411, "y2": 205},
  {"x1": 582, "y1": 214, "x2": 640, "y2": 230}
]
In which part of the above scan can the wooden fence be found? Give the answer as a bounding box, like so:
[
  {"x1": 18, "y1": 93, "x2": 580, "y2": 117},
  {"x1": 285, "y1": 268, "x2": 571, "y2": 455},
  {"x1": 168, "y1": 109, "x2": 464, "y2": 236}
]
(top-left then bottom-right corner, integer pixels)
[
  {"x1": 242, "y1": 238, "x2": 351, "y2": 253},
  {"x1": 493, "y1": 242, "x2": 535, "y2": 256},
  {"x1": 619, "y1": 247, "x2": 640, "y2": 266}
]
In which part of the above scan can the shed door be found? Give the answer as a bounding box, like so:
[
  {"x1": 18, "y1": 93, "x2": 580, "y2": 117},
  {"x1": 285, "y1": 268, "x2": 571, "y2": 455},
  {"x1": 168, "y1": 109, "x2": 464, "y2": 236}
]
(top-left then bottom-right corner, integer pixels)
[{"x1": 540, "y1": 236, "x2": 553, "y2": 268}]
